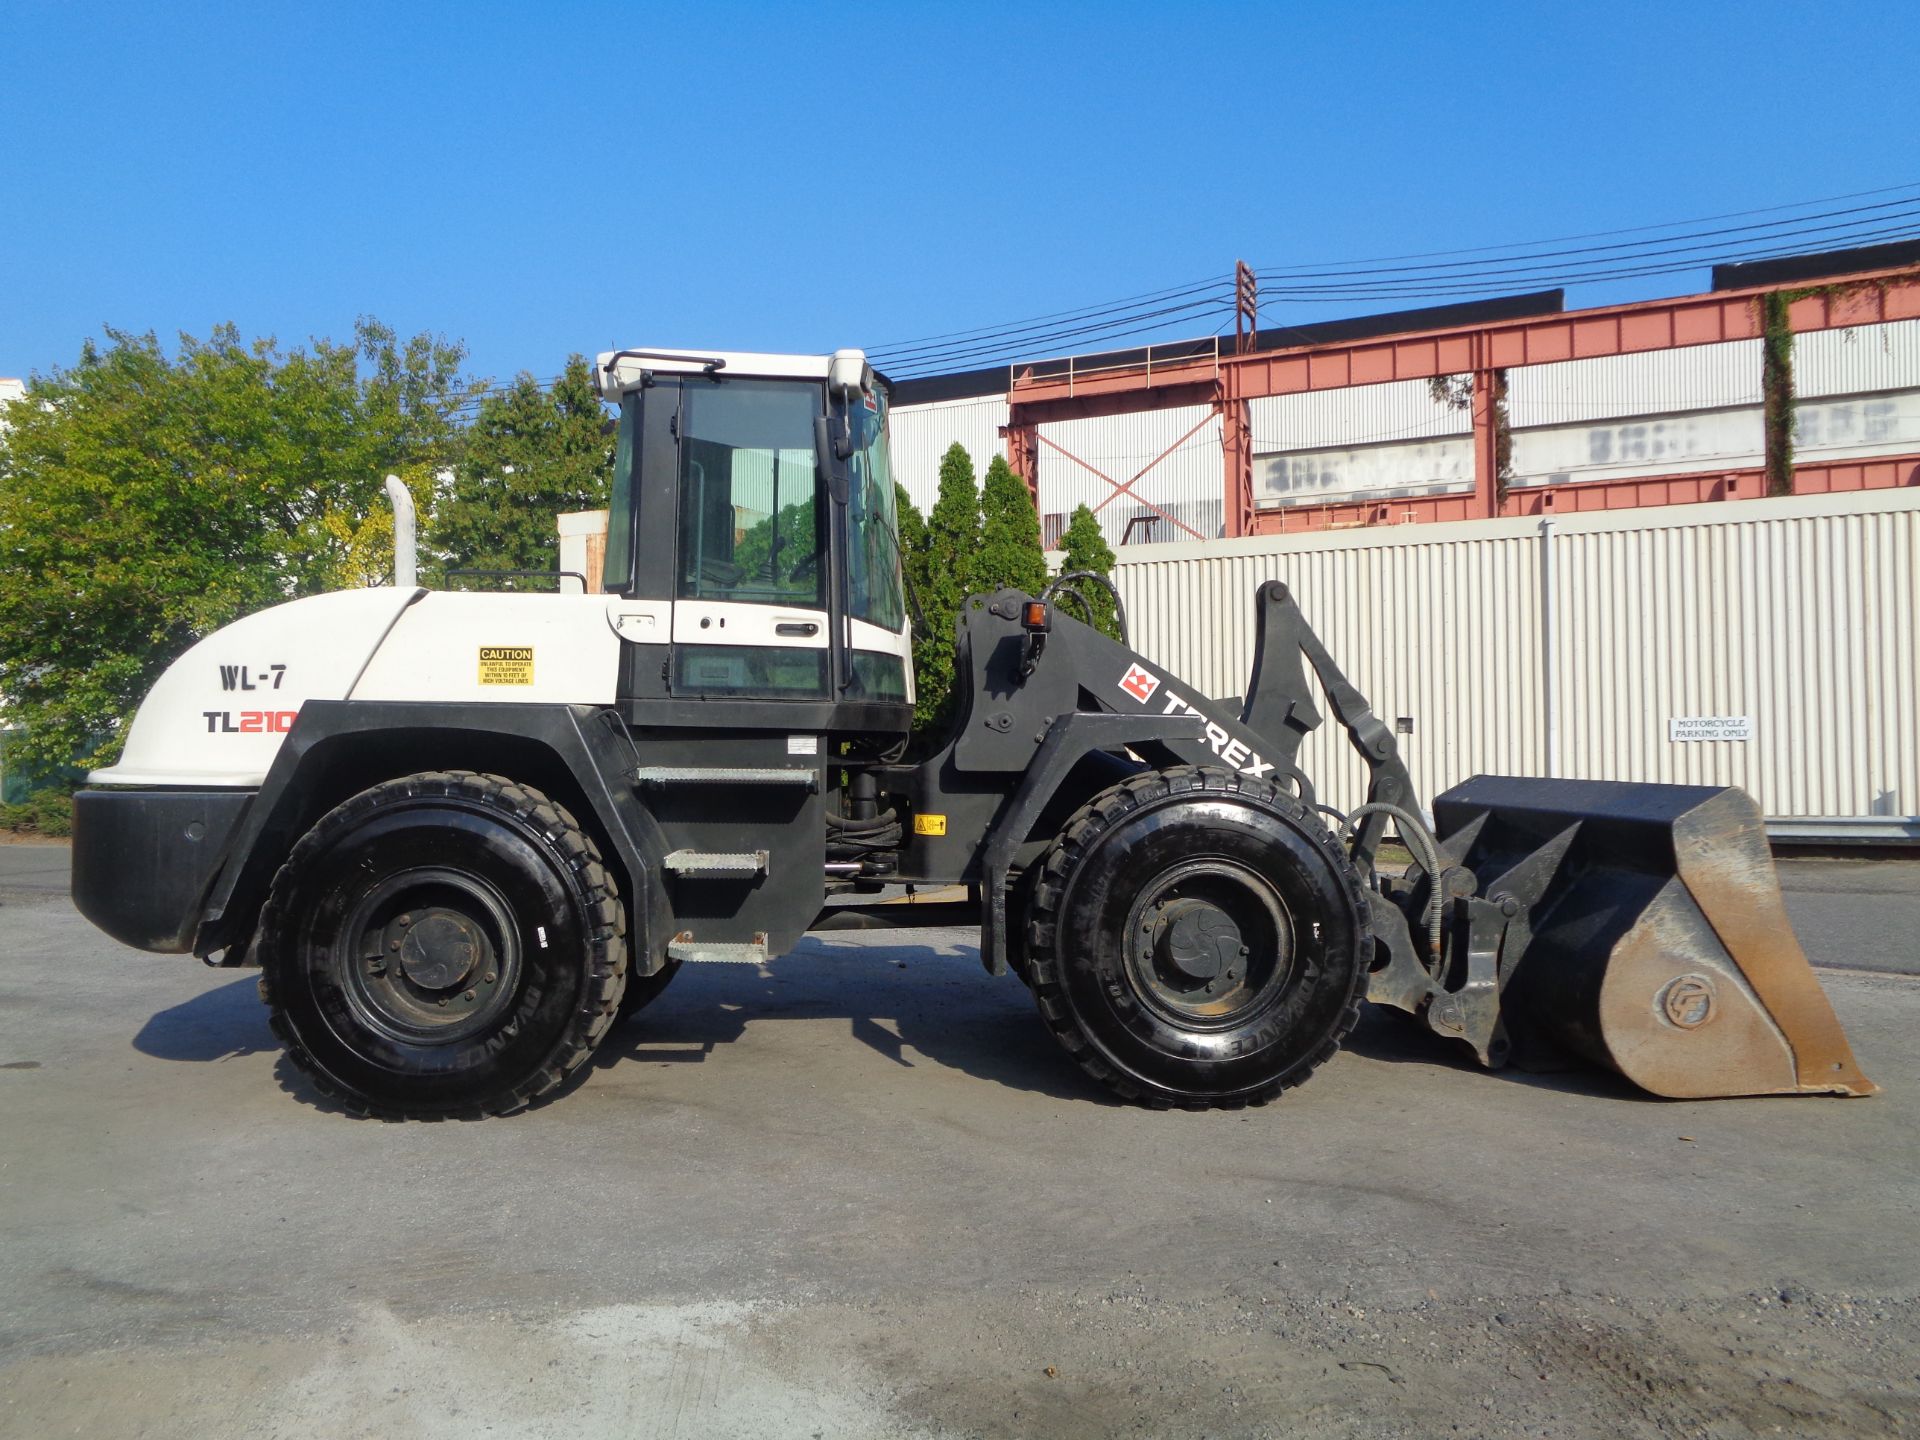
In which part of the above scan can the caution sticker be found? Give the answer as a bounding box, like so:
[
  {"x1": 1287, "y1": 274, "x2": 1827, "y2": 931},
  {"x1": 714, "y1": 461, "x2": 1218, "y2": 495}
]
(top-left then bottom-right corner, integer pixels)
[
  {"x1": 913, "y1": 813, "x2": 947, "y2": 836},
  {"x1": 478, "y1": 645, "x2": 534, "y2": 685}
]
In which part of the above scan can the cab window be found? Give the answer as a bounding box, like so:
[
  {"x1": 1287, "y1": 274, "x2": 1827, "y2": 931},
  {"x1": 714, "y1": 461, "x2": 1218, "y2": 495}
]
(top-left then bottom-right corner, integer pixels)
[{"x1": 676, "y1": 379, "x2": 825, "y2": 607}]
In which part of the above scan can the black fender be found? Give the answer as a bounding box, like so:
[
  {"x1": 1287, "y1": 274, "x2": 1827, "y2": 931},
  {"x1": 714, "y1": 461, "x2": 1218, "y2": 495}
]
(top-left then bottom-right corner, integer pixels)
[
  {"x1": 194, "y1": 699, "x2": 674, "y2": 975},
  {"x1": 976, "y1": 711, "x2": 1202, "y2": 977}
]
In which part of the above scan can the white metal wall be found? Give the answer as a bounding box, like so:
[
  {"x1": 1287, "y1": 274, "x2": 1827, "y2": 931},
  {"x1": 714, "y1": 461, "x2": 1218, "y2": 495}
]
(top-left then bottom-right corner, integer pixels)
[
  {"x1": 1112, "y1": 487, "x2": 1920, "y2": 831},
  {"x1": 888, "y1": 393, "x2": 1008, "y2": 514},
  {"x1": 1506, "y1": 339, "x2": 1763, "y2": 426},
  {"x1": 1796, "y1": 320, "x2": 1920, "y2": 398},
  {"x1": 1249, "y1": 379, "x2": 1472, "y2": 505},
  {"x1": 1508, "y1": 407, "x2": 1763, "y2": 487},
  {"x1": 1036, "y1": 403, "x2": 1224, "y2": 548},
  {"x1": 1251, "y1": 377, "x2": 1470, "y2": 448}
]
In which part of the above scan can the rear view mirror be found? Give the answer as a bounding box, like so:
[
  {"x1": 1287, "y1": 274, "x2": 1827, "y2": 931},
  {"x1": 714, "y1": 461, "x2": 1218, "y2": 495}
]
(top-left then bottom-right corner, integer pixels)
[{"x1": 815, "y1": 416, "x2": 851, "y2": 503}]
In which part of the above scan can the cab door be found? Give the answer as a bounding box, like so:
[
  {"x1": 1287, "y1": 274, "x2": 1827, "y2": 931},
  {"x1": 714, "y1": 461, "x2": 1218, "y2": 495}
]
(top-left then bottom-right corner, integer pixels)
[{"x1": 669, "y1": 378, "x2": 832, "y2": 699}]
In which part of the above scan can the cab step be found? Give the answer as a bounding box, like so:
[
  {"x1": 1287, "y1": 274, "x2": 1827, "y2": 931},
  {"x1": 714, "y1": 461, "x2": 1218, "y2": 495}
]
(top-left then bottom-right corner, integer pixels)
[
  {"x1": 663, "y1": 848, "x2": 769, "y2": 878},
  {"x1": 666, "y1": 932, "x2": 770, "y2": 966},
  {"x1": 632, "y1": 766, "x2": 819, "y2": 791}
]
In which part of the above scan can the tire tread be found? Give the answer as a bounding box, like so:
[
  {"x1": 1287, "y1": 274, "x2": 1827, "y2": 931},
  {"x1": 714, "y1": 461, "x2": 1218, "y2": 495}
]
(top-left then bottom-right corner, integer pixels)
[
  {"x1": 1023, "y1": 764, "x2": 1368, "y2": 1109},
  {"x1": 257, "y1": 770, "x2": 627, "y2": 1119}
]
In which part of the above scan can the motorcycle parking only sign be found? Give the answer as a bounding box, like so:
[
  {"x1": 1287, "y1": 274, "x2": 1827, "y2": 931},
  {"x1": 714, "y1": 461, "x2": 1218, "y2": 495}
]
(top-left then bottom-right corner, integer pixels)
[{"x1": 1669, "y1": 715, "x2": 1752, "y2": 742}]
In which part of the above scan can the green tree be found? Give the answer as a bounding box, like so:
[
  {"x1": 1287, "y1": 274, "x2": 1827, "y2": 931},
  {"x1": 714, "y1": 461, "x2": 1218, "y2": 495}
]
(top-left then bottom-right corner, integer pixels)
[
  {"x1": 975, "y1": 454, "x2": 1047, "y2": 597},
  {"x1": 0, "y1": 320, "x2": 473, "y2": 770},
  {"x1": 432, "y1": 354, "x2": 612, "y2": 582},
  {"x1": 913, "y1": 443, "x2": 983, "y2": 730},
  {"x1": 894, "y1": 481, "x2": 929, "y2": 608},
  {"x1": 1058, "y1": 503, "x2": 1123, "y2": 640}
]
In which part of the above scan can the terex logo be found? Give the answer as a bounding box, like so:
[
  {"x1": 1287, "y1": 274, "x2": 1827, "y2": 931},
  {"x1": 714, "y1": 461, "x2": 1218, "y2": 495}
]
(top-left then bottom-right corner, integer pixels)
[
  {"x1": 1118, "y1": 666, "x2": 1275, "y2": 779},
  {"x1": 1118, "y1": 663, "x2": 1161, "y2": 703}
]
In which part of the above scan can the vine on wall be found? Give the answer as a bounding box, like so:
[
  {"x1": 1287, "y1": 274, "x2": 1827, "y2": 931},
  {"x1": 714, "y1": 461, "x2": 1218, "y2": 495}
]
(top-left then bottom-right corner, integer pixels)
[{"x1": 1760, "y1": 290, "x2": 1796, "y2": 498}]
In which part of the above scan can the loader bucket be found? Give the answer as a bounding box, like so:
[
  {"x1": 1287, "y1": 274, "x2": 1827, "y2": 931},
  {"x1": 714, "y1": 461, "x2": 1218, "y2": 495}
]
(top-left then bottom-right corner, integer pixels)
[{"x1": 1431, "y1": 776, "x2": 1876, "y2": 1099}]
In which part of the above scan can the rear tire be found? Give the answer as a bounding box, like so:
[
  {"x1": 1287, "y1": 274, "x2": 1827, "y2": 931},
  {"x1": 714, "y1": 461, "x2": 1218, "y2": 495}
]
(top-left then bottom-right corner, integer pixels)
[
  {"x1": 258, "y1": 771, "x2": 627, "y2": 1118},
  {"x1": 1024, "y1": 766, "x2": 1368, "y2": 1108}
]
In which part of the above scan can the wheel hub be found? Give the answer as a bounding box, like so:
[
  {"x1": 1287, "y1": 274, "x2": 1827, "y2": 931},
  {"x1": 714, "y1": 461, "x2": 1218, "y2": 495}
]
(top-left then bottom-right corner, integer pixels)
[
  {"x1": 1151, "y1": 897, "x2": 1244, "y2": 982},
  {"x1": 1125, "y1": 860, "x2": 1295, "y2": 1027},
  {"x1": 340, "y1": 869, "x2": 521, "y2": 1044},
  {"x1": 396, "y1": 910, "x2": 484, "y2": 991}
]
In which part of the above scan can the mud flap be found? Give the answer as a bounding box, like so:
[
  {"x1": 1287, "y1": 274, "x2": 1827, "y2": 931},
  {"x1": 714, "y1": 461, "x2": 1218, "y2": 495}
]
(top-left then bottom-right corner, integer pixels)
[{"x1": 1423, "y1": 776, "x2": 1875, "y2": 1099}]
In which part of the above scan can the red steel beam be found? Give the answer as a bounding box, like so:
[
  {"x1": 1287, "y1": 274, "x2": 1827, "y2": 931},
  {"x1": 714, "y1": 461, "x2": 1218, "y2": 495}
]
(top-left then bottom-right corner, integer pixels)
[
  {"x1": 1002, "y1": 423, "x2": 1040, "y2": 505},
  {"x1": 1221, "y1": 397, "x2": 1253, "y2": 537},
  {"x1": 1011, "y1": 265, "x2": 1920, "y2": 416}
]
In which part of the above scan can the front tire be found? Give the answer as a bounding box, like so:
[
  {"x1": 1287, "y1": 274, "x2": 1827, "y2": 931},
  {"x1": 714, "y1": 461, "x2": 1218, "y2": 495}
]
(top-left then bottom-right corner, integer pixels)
[
  {"x1": 258, "y1": 771, "x2": 627, "y2": 1118},
  {"x1": 1024, "y1": 766, "x2": 1368, "y2": 1108}
]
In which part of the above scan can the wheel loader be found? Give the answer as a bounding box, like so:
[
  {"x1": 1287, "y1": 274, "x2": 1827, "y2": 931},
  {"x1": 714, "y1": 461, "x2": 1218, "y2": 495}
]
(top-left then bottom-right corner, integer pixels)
[{"x1": 70, "y1": 346, "x2": 1875, "y2": 1117}]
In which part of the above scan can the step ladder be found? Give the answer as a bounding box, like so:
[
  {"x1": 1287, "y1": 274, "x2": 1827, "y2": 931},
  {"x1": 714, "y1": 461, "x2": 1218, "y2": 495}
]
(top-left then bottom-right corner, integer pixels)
[
  {"x1": 666, "y1": 931, "x2": 770, "y2": 966},
  {"x1": 662, "y1": 849, "x2": 769, "y2": 879}
]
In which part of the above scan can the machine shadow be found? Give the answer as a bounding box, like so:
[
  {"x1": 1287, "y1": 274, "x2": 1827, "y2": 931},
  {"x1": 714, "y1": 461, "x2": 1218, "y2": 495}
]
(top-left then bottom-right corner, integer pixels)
[
  {"x1": 1340, "y1": 1004, "x2": 1647, "y2": 1101},
  {"x1": 128, "y1": 941, "x2": 1649, "y2": 1112},
  {"x1": 591, "y1": 935, "x2": 1116, "y2": 1105},
  {"x1": 133, "y1": 974, "x2": 277, "y2": 1062},
  {"x1": 125, "y1": 939, "x2": 1113, "y2": 1110}
]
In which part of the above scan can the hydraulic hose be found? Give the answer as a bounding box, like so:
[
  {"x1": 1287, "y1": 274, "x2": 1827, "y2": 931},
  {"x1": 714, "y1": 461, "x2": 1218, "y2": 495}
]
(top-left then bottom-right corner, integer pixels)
[
  {"x1": 1338, "y1": 801, "x2": 1447, "y2": 969},
  {"x1": 1042, "y1": 570, "x2": 1130, "y2": 647}
]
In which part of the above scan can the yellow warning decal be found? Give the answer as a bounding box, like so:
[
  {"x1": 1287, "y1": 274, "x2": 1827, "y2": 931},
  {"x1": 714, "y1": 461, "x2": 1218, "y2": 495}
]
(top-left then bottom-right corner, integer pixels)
[
  {"x1": 913, "y1": 813, "x2": 947, "y2": 836},
  {"x1": 478, "y1": 646, "x2": 534, "y2": 685}
]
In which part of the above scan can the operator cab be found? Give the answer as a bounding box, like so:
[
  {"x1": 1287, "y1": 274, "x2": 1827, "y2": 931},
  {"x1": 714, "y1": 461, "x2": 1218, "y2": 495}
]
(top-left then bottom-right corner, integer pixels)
[{"x1": 595, "y1": 347, "x2": 912, "y2": 725}]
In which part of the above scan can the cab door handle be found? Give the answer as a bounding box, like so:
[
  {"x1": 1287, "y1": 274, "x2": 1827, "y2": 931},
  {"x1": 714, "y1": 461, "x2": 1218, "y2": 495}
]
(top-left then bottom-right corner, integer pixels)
[{"x1": 776, "y1": 622, "x2": 820, "y2": 637}]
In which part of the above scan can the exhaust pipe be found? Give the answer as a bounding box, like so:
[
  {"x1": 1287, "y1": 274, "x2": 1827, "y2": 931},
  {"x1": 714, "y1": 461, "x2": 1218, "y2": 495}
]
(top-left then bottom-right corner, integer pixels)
[{"x1": 385, "y1": 474, "x2": 417, "y2": 588}]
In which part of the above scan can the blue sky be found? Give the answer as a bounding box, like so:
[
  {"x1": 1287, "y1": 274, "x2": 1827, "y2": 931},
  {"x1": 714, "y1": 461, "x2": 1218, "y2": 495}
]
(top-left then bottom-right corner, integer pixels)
[{"x1": 3, "y1": 1, "x2": 1916, "y2": 386}]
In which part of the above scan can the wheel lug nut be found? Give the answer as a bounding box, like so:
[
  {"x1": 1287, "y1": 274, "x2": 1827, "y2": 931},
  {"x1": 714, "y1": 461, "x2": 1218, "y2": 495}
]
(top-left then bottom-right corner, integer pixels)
[
  {"x1": 389, "y1": 940, "x2": 402, "y2": 952},
  {"x1": 398, "y1": 914, "x2": 412, "y2": 927},
  {"x1": 436, "y1": 997, "x2": 449, "y2": 1007},
  {"x1": 463, "y1": 989, "x2": 476, "y2": 1002},
  {"x1": 484, "y1": 972, "x2": 497, "y2": 984}
]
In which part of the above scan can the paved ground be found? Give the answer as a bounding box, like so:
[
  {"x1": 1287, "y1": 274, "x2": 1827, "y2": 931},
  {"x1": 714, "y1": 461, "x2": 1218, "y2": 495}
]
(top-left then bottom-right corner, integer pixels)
[
  {"x1": 2, "y1": 856, "x2": 1917, "y2": 1438},
  {"x1": 0, "y1": 841, "x2": 71, "y2": 899}
]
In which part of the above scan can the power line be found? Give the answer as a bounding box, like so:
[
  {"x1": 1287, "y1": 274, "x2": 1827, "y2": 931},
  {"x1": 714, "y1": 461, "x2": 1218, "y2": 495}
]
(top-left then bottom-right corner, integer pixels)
[
  {"x1": 1253, "y1": 180, "x2": 1920, "y2": 270},
  {"x1": 870, "y1": 186, "x2": 1920, "y2": 379},
  {"x1": 1255, "y1": 219, "x2": 1920, "y2": 303},
  {"x1": 866, "y1": 273, "x2": 1231, "y2": 352},
  {"x1": 1253, "y1": 201, "x2": 1920, "y2": 289},
  {"x1": 868, "y1": 281, "x2": 1233, "y2": 367},
  {"x1": 874, "y1": 294, "x2": 1235, "y2": 375}
]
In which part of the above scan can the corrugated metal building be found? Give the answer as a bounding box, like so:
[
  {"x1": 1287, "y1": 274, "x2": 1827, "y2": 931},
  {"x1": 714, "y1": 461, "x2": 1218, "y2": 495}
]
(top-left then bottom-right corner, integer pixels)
[
  {"x1": 878, "y1": 260, "x2": 1917, "y2": 837},
  {"x1": 888, "y1": 318, "x2": 1920, "y2": 550},
  {"x1": 1112, "y1": 487, "x2": 1919, "y2": 841}
]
